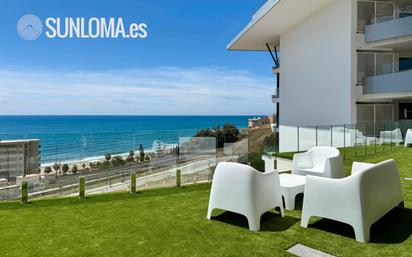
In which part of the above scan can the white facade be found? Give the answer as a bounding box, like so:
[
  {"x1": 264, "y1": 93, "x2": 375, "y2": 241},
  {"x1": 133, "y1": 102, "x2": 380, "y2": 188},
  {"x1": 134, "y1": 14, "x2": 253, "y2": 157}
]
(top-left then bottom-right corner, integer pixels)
[
  {"x1": 280, "y1": 0, "x2": 354, "y2": 126},
  {"x1": 228, "y1": 0, "x2": 412, "y2": 152}
]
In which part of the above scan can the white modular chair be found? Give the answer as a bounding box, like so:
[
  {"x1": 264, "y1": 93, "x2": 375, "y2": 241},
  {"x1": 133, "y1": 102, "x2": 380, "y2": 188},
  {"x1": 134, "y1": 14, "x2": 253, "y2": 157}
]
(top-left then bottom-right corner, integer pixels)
[
  {"x1": 292, "y1": 146, "x2": 344, "y2": 179},
  {"x1": 380, "y1": 128, "x2": 403, "y2": 145},
  {"x1": 207, "y1": 162, "x2": 284, "y2": 231},
  {"x1": 354, "y1": 129, "x2": 367, "y2": 145},
  {"x1": 405, "y1": 129, "x2": 412, "y2": 147},
  {"x1": 301, "y1": 160, "x2": 404, "y2": 242}
]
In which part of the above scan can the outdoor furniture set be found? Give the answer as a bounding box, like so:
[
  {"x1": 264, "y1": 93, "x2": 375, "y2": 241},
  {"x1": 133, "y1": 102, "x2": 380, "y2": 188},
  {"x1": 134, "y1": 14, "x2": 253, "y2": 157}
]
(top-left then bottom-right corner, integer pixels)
[{"x1": 207, "y1": 146, "x2": 404, "y2": 243}]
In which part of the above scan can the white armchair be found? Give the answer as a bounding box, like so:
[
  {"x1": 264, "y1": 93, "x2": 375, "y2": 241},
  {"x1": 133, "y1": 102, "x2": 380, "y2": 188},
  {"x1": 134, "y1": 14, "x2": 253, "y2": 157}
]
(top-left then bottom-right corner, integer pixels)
[
  {"x1": 301, "y1": 159, "x2": 404, "y2": 242},
  {"x1": 380, "y1": 128, "x2": 403, "y2": 145},
  {"x1": 207, "y1": 162, "x2": 284, "y2": 231},
  {"x1": 292, "y1": 146, "x2": 344, "y2": 179},
  {"x1": 405, "y1": 129, "x2": 412, "y2": 147}
]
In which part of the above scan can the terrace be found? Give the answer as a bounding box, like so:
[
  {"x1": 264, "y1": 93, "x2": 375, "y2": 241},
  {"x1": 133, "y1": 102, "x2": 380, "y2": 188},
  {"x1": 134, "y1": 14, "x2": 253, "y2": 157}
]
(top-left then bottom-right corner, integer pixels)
[
  {"x1": 1, "y1": 141, "x2": 412, "y2": 256},
  {"x1": 1, "y1": 121, "x2": 412, "y2": 256}
]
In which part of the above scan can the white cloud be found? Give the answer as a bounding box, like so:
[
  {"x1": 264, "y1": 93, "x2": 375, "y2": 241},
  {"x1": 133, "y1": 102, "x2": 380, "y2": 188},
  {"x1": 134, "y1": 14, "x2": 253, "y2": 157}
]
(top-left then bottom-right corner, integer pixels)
[{"x1": 0, "y1": 66, "x2": 275, "y2": 115}]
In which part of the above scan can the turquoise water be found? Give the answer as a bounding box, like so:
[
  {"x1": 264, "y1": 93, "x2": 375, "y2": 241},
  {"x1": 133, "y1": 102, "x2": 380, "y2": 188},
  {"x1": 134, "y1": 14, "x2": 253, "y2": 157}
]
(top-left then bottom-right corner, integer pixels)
[{"x1": 0, "y1": 116, "x2": 252, "y2": 163}]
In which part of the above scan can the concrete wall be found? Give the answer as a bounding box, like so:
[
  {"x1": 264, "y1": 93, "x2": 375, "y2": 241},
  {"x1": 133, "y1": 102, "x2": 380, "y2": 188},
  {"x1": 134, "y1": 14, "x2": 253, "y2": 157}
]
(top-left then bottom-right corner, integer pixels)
[{"x1": 279, "y1": 0, "x2": 355, "y2": 152}]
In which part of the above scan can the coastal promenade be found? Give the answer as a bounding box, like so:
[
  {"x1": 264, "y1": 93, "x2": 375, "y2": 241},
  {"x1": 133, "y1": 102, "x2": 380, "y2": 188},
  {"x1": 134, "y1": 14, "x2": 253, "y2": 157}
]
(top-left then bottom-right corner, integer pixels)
[
  {"x1": 17, "y1": 154, "x2": 240, "y2": 199},
  {"x1": 69, "y1": 156, "x2": 237, "y2": 196}
]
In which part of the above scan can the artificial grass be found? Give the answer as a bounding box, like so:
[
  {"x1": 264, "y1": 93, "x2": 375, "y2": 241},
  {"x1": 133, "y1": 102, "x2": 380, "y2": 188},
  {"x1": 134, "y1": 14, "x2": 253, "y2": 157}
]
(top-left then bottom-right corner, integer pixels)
[{"x1": 1, "y1": 148, "x2": 412, "y2": 256}]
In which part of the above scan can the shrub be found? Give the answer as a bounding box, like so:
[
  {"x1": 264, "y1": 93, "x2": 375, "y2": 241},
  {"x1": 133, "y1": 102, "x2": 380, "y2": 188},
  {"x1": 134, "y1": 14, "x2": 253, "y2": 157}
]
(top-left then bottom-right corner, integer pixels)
[
  {"x1": 44, "y1": 166, "x2": 52, "y2": 174},
  {"x1": 72, "y1": 164, "x2": 78, "y2": 174},
  {"x1": 102, "y1": 161, "x2": 111, "y2": 168},
  {"x1": 195, "y1": 124, "x2": 240, "y2": 148},
  {"x1": 62, "y1": 164, "x2": 69, "y2": 174},
  {"x1": 111, "y1": 156, "x2": 125, "y2": 166},
  {"x1": 126, "y1": 153, "x2": 134, "y2": 163},
  {"x1": 222, "y1": 124, "x2": 240, "y2": 143},
  {"x1": 249, "y1": 152, "x2": 265, "y2": 172},
  {"x1": 105, "y1": 153, "x2": 112, "y2": 161}
]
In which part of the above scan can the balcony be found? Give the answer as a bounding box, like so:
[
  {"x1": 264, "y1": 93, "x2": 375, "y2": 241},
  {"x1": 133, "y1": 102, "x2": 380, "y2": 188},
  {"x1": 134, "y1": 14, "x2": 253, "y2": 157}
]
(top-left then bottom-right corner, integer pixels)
[
  {"x1": 365, "y1": 15, "x2": 412, "y2": 44},
  {"x1": 364, "y1": 69, "x2": 412, "y2": 96},
  {"x1": 358, "y1": 1, "x2": 412, "y2": 48}
]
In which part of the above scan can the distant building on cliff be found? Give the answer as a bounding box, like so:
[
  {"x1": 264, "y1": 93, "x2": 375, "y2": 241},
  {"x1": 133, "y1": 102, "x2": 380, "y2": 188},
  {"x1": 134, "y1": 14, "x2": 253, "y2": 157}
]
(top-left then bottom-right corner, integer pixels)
[{"x1": 248, "y1": 116, "x2": 271, "y2": 129}]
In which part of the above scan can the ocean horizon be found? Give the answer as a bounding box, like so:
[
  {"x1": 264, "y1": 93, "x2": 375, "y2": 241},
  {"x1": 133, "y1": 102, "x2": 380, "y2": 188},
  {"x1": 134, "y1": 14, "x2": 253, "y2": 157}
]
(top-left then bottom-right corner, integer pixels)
[{"x1": 0, "y1": 115, "x2": 258, "y2": 164}]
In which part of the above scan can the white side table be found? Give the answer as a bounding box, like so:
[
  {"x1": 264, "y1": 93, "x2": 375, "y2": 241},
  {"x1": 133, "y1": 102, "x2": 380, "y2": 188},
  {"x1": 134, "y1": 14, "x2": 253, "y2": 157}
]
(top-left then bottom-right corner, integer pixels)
[
  {"x1": 262, "y1": 154, "x2": 276, "y2": 173},
  {"x1": 279, "y1": 174, "x2": 306, "y2": 210}
]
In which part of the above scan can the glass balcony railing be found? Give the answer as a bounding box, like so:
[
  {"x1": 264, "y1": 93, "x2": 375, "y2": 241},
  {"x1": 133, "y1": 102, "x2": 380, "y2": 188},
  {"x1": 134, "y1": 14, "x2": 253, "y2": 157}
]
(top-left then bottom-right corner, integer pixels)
[
  {"x1": 357, "y1": 52, "x2": 404, "y2": 84},
  {"x1": 0, "y1": 125, "x2": 276, "y2": 201},
  {"x1": 358, "y1": 0, "x2": 412, "y2": 42},
  {"x1": 277, "y1": 119, "x2": 412, "y2": 160},
  {"x1": 4, "y1": 118, "x2": 412, "y2": 202}
]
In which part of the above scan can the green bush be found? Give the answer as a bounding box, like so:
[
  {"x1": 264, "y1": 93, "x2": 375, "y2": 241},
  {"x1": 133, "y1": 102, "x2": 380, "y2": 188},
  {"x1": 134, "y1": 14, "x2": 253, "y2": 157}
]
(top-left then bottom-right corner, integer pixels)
[
  {"x1": 62, "y1": 164, "x2": 69, "y2": 174},
  {"x1": 195, "y1": 124, "x2": 240, "y2": 148},
  {"x1": 72, "y1": 164, "x2": 78, "y2": 174},
  {"x1": 111, "y1": 156, "x2": 125, "y2": 166},
  {"x1": 44, "y1": 166, "x2": 52, "y2": 174},
  {"x1": 249, "y1": 152, "x2": 265, "y2": 172}
]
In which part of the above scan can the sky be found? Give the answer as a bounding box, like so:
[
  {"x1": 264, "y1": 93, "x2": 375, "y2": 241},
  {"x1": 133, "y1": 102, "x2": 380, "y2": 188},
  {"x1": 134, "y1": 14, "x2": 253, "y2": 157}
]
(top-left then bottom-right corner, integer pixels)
[{"x1": 0, "y1": 0, "x2": 275, "y2": 115}]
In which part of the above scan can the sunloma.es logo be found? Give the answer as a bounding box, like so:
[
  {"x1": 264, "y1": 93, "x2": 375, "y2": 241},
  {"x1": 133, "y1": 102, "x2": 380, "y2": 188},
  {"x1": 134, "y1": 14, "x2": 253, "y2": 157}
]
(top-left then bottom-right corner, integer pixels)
[{"x1": 17, "y1": 14, "x2": 148, "y2": 40}]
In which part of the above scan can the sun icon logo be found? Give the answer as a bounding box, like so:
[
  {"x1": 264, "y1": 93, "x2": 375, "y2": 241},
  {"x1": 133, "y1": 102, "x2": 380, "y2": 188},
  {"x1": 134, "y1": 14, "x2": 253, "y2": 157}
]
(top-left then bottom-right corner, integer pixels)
[{"x1": 17, "y1": 14, "x2": 43, "y2": 40}]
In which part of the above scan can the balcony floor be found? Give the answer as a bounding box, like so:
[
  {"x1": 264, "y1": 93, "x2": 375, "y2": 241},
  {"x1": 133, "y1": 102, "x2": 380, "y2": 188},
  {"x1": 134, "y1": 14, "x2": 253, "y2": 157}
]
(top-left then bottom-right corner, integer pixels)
[{"x1": 1, "y1": 147, "x2": 412, "y2": 256}]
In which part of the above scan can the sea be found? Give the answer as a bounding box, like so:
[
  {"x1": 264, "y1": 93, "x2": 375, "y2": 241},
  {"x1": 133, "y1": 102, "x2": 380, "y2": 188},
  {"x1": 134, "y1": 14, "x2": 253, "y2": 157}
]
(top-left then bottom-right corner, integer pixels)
[{"x1": 0, "y1": 115, "x2": 254, "y2": 164}]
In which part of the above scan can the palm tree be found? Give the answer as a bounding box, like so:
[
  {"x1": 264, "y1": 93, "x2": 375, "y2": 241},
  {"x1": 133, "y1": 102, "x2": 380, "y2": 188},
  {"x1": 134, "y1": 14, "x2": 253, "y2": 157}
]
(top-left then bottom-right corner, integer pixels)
[
  {"x1": 52, "y1": 163, "x2": 60, "y2": 176},
  {"x1": 81, "y1": 163, "x2": 86, "y2": 170},
  {"x1": 105, "y1": 153, "x2": 112, "y2": 162},
  {"x1": 139, "y1": 144, "x2": 145, "y2": 161}
]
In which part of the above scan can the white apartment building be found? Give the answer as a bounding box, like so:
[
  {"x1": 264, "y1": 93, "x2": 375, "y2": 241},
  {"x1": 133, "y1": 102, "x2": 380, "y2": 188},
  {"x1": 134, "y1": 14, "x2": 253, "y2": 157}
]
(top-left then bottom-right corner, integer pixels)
[
  {"x1": 228, "y1": 0, "x2": 412, "y2": 152},
  {"x1": 0, "y1": 139, "x2": 40, "y2": 182}
]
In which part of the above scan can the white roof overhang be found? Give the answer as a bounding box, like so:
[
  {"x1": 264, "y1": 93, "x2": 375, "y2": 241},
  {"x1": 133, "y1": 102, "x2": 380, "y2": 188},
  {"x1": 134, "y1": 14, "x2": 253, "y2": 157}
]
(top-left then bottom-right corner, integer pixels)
[{"x1": 227, "y1": 0, "x2": 332, "y2": 51}]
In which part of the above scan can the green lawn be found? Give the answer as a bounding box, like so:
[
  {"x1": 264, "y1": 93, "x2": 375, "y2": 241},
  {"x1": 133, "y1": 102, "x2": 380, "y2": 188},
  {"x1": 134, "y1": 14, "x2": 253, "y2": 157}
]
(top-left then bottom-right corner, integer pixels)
[{"x1": 1, "y1": 148, "x2": 412, "y2": 256}]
